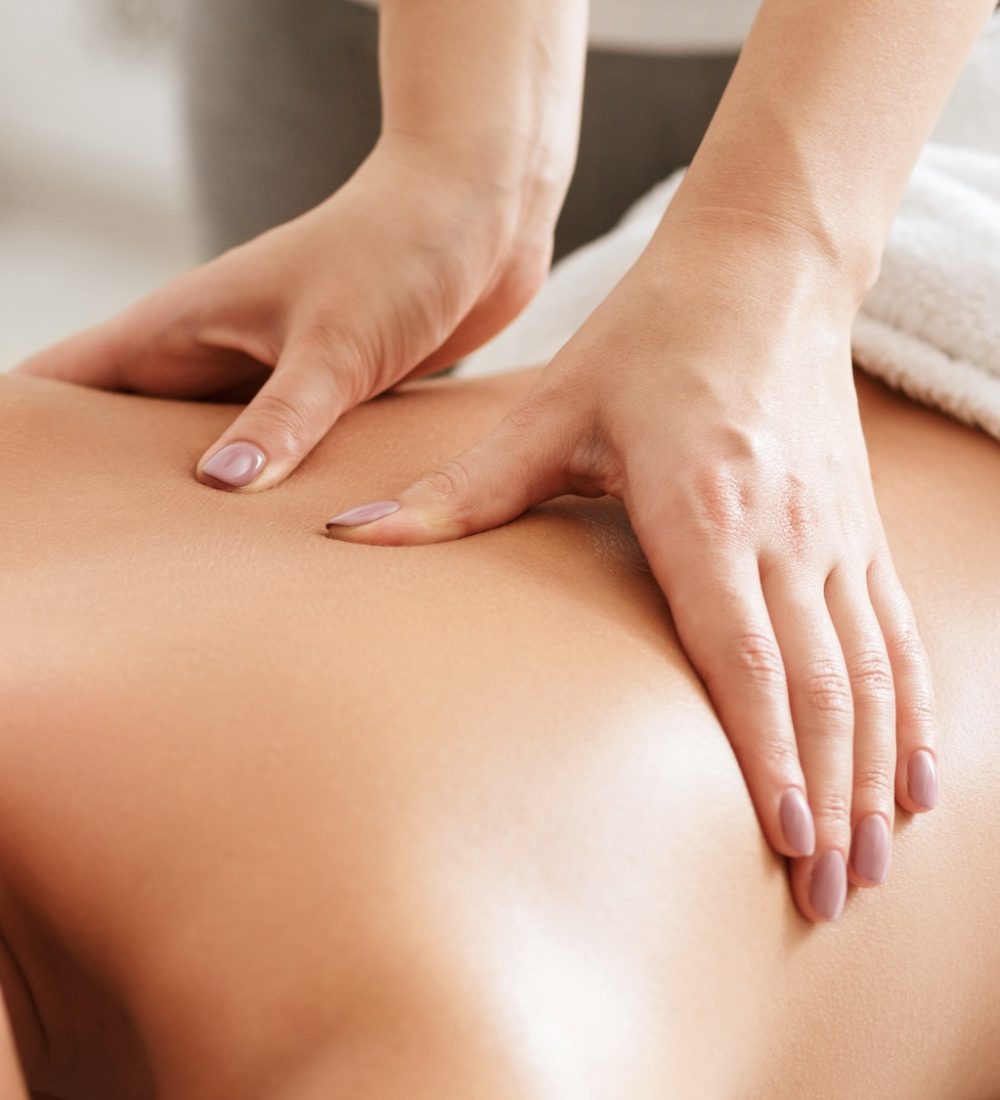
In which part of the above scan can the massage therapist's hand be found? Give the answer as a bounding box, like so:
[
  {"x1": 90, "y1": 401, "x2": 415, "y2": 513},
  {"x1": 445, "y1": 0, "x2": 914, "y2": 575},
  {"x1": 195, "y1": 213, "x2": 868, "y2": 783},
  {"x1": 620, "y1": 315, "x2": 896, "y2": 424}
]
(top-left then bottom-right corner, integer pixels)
[
  {"x1": 14, "y1": 135, "x2": 555, "y2": 490},
  {"x1": 15, "y1": 0, "x2": 588, "y2": 487},
  {"x1": 325, "y1": 209, "x2": 940, "y2": 924}
]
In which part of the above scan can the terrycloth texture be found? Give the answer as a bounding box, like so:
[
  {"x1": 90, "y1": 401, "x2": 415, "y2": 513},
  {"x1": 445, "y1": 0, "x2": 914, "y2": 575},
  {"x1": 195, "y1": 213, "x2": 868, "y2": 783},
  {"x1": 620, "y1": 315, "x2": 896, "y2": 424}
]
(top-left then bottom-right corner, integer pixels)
[{"x1": 460, "y1": 14, "x2": 1000, "y2": 443}]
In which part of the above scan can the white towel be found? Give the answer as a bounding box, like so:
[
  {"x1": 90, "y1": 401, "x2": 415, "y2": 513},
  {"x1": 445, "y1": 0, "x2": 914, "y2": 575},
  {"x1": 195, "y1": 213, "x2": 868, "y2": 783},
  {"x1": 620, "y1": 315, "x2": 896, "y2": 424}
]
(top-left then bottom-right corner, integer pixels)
[{"x1": 461, "y1": 14, "x2": 1000, "y2": 443}]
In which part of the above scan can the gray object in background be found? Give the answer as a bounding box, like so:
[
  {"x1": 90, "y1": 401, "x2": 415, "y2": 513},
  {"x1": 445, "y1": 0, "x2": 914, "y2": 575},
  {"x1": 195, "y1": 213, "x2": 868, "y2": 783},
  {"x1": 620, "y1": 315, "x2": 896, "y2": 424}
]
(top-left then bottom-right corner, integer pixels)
[
  {"x1": 92, "y1": 0, "x2": 179, "y2": 50},
  {"x1": 179, "y1": 0, "x2": 737, "y2": 261}
]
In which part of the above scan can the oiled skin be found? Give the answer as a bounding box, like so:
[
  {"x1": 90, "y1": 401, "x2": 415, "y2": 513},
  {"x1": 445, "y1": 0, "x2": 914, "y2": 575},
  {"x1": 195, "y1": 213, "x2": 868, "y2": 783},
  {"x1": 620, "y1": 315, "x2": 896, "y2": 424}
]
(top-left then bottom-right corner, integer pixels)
[{"x1": 0, "y1": 367, "x2": 997, "y2": 1099}]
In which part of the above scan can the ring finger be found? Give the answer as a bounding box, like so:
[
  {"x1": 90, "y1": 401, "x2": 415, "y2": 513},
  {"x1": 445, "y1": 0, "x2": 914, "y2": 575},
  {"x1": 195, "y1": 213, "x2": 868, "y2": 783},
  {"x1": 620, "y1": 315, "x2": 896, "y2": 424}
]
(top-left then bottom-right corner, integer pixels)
[{"x1": 825, "y1": 563, "x2": 896, "y2": 889}]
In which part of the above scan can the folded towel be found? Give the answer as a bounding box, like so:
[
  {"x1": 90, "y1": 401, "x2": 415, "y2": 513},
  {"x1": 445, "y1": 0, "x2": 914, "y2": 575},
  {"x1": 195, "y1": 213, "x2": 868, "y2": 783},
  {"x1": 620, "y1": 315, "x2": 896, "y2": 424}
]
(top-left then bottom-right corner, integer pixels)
[{"x1": 461, "y1": 14, "x2": 1000, "y2": 443}]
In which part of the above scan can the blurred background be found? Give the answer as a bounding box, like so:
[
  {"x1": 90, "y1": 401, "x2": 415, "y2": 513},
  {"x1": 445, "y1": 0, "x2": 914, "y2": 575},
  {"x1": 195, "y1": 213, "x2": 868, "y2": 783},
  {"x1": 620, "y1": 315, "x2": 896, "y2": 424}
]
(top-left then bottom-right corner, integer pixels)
[{"x1": 0, "y1": 0, "x2": 194, "y2": 365}]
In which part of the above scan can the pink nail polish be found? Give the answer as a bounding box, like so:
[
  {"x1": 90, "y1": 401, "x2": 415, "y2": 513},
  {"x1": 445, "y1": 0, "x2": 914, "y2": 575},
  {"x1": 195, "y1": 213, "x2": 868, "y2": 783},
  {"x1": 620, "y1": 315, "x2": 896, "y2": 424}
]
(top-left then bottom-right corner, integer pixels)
[
  {"x1": 780, "y1": 788, "x2": 816, "y2": 857},
  {"x1": 850, "y1": 814, "x2": 890, "y2": 885},
  {"x1": 809, "y1": 850, "x2": 847, "y2": 922},
  {"x1": 908, "y1": 750, "x2": 939, "y2": 811},
  {"x1": 326, "y1": 500, "x2": 400, "y2": 528},
  {"x1": 201, "y1": 441, "x2": 267, "y2": 488}
]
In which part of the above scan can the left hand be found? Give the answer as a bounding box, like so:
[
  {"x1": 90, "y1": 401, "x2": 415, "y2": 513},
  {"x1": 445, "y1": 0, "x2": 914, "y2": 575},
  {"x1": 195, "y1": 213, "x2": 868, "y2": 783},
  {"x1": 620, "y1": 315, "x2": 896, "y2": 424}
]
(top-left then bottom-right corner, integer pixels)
[{"x1": 324, "y1": 209, "x2": 939, "y2": 924}]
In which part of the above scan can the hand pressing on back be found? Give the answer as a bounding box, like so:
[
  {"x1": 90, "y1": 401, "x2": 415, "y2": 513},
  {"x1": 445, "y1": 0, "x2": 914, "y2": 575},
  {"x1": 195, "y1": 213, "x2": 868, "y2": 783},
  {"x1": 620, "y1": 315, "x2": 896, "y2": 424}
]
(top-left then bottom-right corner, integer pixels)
[
  {"x1": 323, "y1": 208, "x2": 940, "y2": 923},
  {"x1": 16, "y1": 135, "x2": 556, "y2": 491}
]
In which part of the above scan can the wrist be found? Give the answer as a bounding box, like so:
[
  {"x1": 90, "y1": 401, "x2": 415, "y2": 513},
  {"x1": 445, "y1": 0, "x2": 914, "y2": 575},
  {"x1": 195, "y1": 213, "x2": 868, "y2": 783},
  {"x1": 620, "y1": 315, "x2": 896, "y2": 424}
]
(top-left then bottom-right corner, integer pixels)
[
  {"x1": 663, "y1": 163, "x2": 883, "y2": 310},
  {"x1": 373, "y1": 129, "x2": 562, "y2": 263},
  {"x1": 377, "y1": 0, "x2": 585, "y2": 243},
  {"x1": 651, "y1": 194, "x2": 880, "y2": 319}
]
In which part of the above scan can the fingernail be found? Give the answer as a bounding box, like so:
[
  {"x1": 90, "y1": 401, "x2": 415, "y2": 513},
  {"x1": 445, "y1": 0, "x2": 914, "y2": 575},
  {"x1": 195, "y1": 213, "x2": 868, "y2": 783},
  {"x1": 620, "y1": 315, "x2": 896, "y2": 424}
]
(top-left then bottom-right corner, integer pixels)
[
  {"x1": 850, "y1": 814, "x2": 890, "y2": 885},
  {"x1": 908, "y1": 749, "x2": 939, "y2": 811},
  {"x1": 326, "y1": 500, "x2": 400, "y2": 529},
  {"x1": 200, "y1": 441, "x2": 267, "y2": 488},
  {"x1": 779, "y1": 788, "x2": 816, "y2": 857},
  {"x1": 809, "y1": 850, "x2": 847, "y2": 922}
]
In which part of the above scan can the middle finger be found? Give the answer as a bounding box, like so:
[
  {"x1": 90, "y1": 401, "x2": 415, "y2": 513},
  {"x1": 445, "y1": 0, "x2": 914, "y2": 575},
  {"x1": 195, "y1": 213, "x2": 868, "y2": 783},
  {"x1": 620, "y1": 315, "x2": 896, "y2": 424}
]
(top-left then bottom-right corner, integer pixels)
[{"x1": 764, "y1": 568, "x2": 854, "y2": 922}]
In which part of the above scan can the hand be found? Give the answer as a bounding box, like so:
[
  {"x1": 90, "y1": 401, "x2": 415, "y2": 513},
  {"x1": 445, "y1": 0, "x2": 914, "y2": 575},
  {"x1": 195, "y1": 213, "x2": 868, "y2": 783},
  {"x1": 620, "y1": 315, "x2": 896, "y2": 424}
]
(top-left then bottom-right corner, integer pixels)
[
  {"x1": 15, "y1": 135, "x2": 555, "y2": 490},
  {"x1": 323, "y1": 210, "x2": 939, "y2": 923}
]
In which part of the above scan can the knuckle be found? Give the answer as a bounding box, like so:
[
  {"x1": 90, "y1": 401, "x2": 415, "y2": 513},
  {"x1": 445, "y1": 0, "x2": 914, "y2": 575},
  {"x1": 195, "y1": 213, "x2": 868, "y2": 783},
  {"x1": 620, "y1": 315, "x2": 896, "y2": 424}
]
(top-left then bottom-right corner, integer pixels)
[
  {"x1": 799, "y1": 660, "x2": 853, "y2": 717},
  {"x1": 297, "y1": 315, "x2": 363, "y2": 363},
  {"x1": 777, "y1": 475, "x2": 820, "y2": 558},
  {"x1": 903, "y1": 694, "x2": 936, "y2": 734},
  {"x1": 504, "y1": 399, "x2": 545, "y2": 440},
  {"x1": 783, "y1": 491, "x2": 818, "y2": 535},
  {"x1": 692, "y1": 466, "x2": 750, "y2": 538},
  {"x1": 888, "y1": 623, "x2": 929, "y2": 669},
  {"x1": 250, "y1": 389, "x2": 315, "y2": 449},
  {"x1": 852, "y1": 762, "x2": 896, "y2": 802},
  {"x1": 740, "y1": 735, "x2": 800, "y2": 777},
  {"x1": 295, "y1": 318, "x2": 372, "y2": 393},
  {"x1": 727, "y1": 631, "x2": 786, "y2": 688},
  {"x1": 418, "y1": 459, "x2": 474, "y2": 508},
  {"x1": 810, "y1": 789, "x2": 852, "y2": 828},
  {"x1": 845, "y1": 646, "x2": 895, "y2": 702}
]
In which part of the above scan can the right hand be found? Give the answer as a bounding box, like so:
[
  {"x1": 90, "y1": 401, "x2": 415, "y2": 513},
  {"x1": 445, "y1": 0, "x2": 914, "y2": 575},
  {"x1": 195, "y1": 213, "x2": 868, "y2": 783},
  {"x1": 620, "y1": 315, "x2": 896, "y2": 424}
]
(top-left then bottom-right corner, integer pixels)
[{"x1": 15, "y1": 135, "x2": 556, "y2": 491}]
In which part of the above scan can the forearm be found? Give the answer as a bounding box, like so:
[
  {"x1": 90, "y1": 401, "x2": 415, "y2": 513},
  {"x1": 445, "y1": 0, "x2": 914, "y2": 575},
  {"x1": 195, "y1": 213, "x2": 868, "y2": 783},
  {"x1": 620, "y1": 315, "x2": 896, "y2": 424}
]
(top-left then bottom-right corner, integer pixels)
[
  {"x1": 663, "y1": 0, "x2": 996, "y2": 296},
  {"x1": 378, "y1": 0, "x2": 588, "y2": 232}
]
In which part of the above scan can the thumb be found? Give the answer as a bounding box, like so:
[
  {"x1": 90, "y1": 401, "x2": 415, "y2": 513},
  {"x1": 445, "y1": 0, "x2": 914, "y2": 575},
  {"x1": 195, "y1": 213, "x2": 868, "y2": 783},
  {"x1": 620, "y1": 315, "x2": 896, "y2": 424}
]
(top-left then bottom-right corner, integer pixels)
[
  {"x1": 324, "y1": 401, "x2": 575, "y2": 545},
  {"x1": 196, "y1": 335, "x2": 355, "y2": 492}
]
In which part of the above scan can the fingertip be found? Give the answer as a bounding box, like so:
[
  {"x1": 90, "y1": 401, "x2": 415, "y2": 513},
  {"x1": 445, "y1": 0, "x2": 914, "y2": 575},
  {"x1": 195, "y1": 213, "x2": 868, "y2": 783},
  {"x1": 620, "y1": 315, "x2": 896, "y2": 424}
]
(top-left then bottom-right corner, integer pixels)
[
  {"x1": 903, "y1": 748, "x2": 939, "y2": 813},
  {"x1": 326, "y1": 500, "x2": 401, "y2": 530},
  {"x1": 808, "y1": 849, "x2": 848, "y2": 922},
  {"x1": 197, "y1": 440, "x2": 268, "y2": 491},
  {"x1": 790, "y1": 848, "x2": 848, "y2": 924},
  {"x1": 216, "y1": 346, "x2": 353, "y2": 492},
  {"x1": 848, "y1": 813, "x2": 892, "y2": 887},
  {"x1": 324, "y1": 500, "x2": 469, "y2": 545},
  {"x1": 779, "y1": 787, "x2": 817, "y2": 859}
]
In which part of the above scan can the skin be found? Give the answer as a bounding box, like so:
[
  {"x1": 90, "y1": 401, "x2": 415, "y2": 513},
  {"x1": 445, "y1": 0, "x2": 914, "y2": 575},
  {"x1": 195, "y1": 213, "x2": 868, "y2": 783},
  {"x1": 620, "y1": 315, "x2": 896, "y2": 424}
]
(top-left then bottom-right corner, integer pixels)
[
  {"x1": 326, "y1": 0, "x2": 998, "y2": 924},
  {"x1": 0, "y1": 997, "x2": 29, "y2": 1100},
  {"x1": 15, "y1": 0, "x2": 997, "y2": 921},
  {"x1": 14, "y1": 0, "x2": 590, "y2": 434},
  {"x1": 1, "y1": 366, "x2": 999, "y2": 1098}
]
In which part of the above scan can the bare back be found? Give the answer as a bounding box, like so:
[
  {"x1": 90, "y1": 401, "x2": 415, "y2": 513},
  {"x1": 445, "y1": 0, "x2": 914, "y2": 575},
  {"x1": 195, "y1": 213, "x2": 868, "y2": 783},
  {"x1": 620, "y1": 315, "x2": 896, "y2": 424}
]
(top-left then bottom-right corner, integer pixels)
[{"x1": 0, "y1": 367, "x2": 998, "y2": 1099}]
